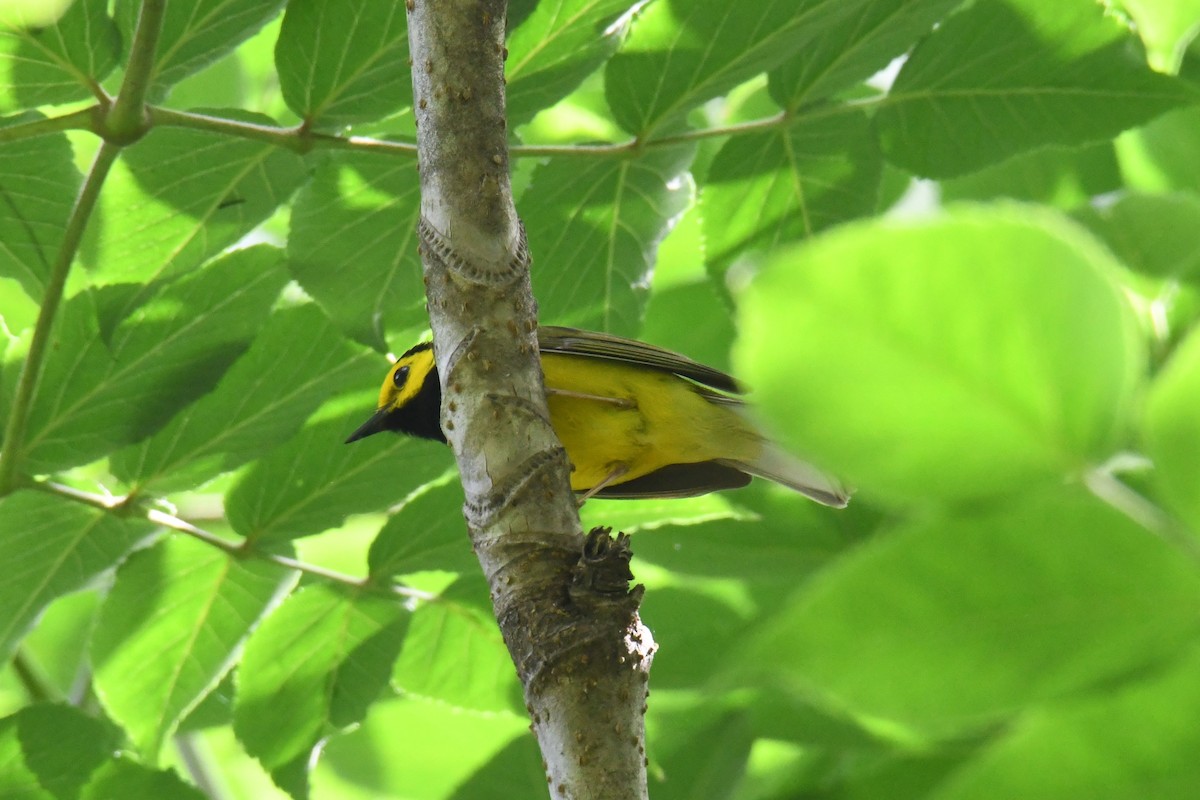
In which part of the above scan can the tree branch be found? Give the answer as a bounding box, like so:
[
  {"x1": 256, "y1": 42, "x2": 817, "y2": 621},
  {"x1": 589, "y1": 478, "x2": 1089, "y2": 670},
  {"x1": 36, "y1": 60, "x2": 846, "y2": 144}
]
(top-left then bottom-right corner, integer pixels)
[
  {"x1": 406, "y1": 1, "x2": 654, "y2": 797},
  {"x1": 104, "y1": 0, "x2": 166, "y2": 142}
]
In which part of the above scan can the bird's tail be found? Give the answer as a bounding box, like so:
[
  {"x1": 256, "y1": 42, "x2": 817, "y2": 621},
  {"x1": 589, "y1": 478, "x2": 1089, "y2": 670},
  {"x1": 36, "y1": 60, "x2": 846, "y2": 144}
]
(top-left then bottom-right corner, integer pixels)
[{"x1": 720, "y1": 442, "x2": 849, "y2": 508}]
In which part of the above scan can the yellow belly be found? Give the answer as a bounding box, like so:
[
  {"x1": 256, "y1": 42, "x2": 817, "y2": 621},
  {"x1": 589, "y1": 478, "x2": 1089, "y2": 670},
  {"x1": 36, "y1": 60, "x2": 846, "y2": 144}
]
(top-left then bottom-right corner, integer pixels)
[{"x1": 541, "y1": 353, "x2": 760, "y2": 491}]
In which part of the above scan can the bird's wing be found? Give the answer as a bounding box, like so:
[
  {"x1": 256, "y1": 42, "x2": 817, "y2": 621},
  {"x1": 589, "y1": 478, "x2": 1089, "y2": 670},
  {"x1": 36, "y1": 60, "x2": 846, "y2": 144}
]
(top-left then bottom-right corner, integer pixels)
[{"x1": 537, "y1": 326, "x2": 744, "y2": 395}]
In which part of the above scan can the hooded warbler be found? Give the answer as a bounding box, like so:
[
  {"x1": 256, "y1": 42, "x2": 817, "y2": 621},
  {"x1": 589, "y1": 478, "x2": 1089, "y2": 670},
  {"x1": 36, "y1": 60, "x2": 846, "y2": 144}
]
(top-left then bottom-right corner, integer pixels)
[{"x1": 346, "y1": 327, "x2": 847, "y2": 506}]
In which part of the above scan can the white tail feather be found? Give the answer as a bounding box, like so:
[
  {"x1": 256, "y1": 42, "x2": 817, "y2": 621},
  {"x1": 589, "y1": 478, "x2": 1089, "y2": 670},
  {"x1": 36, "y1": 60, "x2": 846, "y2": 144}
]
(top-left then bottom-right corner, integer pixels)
[{"x1": 720, "y1": 443, "x2": 849, "y2": 508}]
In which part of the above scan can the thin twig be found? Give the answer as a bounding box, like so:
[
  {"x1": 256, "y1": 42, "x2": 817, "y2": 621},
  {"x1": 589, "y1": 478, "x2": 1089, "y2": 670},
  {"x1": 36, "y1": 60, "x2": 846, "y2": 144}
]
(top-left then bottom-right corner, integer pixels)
[
  {"x1": 0, "y1": 142, "x2": 120, "y2": 494},
  {"x1": 11, "y1": 650, "x2": 59, "y2": 703},
  {"x1": 105, "y1": 0, "x2": 166, "y2": 141},
  {"x1": 0, "y1": 106, "x2": 99, "y2": 144}
]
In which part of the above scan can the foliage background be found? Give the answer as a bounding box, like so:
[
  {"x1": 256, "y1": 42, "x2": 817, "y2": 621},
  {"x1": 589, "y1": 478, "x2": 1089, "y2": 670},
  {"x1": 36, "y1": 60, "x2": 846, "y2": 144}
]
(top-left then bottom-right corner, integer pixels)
[{"x1": 2, "y1": 0, "x2": 1200, "y2": 797}]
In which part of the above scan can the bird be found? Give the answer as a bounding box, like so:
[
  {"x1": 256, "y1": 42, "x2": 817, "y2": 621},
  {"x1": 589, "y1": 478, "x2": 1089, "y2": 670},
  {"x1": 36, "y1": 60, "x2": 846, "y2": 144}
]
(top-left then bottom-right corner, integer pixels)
[{"x1": 346, "y1": 326, "x2": 847, "y2": 506}]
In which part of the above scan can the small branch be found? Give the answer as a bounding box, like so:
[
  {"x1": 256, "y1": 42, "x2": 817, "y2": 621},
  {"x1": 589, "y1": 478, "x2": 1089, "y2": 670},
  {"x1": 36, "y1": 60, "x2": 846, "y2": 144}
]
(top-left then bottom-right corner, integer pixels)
[
  {"x1": 0, "y1": 142, "x2": 119, "y2": 495},
  {"x1": 105, "y1": 0, "x2": 167, "y2": 142},
  {"x1": 0, "y1": 106, "x2": 100, "y2": 144},
  {"x1": 11, "y1": 650, "x2": 60, "y2": 704}
]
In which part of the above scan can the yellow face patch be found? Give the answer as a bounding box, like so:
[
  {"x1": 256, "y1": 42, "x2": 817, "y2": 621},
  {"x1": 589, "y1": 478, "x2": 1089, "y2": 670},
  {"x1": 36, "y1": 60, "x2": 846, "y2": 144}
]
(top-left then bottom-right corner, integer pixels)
[{"x1": 378, "y1": 343, "x2": 436, "y2": 411}]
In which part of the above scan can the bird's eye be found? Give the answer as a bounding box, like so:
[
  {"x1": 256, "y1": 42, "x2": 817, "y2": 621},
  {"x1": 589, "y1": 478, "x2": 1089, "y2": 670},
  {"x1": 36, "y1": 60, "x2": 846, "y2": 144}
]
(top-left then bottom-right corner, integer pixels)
[{"x1": 393, "y1": 365, "x2": 410, "y2": 388}]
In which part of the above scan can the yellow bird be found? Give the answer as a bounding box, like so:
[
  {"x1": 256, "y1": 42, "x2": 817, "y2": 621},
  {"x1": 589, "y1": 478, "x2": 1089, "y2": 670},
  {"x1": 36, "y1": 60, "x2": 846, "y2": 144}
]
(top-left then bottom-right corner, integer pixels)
[{"x1": 346, "y1": 327, "x2": 847, "y2": 505}]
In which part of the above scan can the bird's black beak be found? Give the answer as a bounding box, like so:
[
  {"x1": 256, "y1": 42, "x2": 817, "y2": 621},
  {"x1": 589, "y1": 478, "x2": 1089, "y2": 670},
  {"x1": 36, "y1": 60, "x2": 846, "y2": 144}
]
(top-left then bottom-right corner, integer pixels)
[{"x1": 345, "y1": 407, "x2": 391, "y2": 444}]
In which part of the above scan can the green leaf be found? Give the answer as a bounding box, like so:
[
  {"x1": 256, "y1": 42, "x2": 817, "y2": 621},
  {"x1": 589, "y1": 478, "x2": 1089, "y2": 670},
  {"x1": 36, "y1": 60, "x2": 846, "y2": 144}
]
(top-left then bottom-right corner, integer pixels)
[
  {"x1": 766, "y1": 0, "x2": 959, "y2": 107},
  {"x1": 941, "y1": 143, "x2": 1122, "y2": 207},
  {"x1": 225, "y1": 399, "x2": 454, "y2": 543},
  {"x1": 1117, "y1": 105, "x2": 1200, "y2": 193},
  {"x1": 275, "y1": 0, "x2": 411, "y2": 127},
  {"x1": 647, "y1": 705, "x2": 754, "y2": 799},
  {"x1": 234, "y1": 583, "x2": 408, "y2": 770},
  {"x1": 505, "y1": 0, "x2": 633, "y2": 126},
  {"x1": 931, "y1": 645, "x2": 1200, "y2": 799},
  {"x1": 392, "y1": 579, "x2": 522, "y2": 713},
  {"x1": 80, "y1": 760, "x2": 205, "y2": 800},
  {"x1": 288, "y1": 152, "x2": 424, "y2": 350},
  {"x1": 736, "y1": 489, "x2": 1200, "y2": 736},
  {"x1": 0, "y1": 491, "x2": 151, "y2": 662},
  {"x1": 605, "y1": 0, "x2": 859, "y2": 135},
  {"x1": 1073, "y1": 192, "x2": 1200, "y2": 280},
  {"x1": 1120, "y1": 0, "x2": 1200, "y2": 73},
  {"x1": 21, "y1": 245, "x2": 289, "y2": 473},
  {"x1": 0, "y1": 0, "x2": 119, "y2": 109},
  {"x1": 0, "y1": 120, "x2": 80, "y2": 301},
  {"x1": 110, "y1": 304, "x2": 379, "y2": 494},
  {"x1": 0, "y1": 714, "x2": 50, "y2": 800},
  {"x1": 701, "y1": 109, "x2": 881, "y2": 278},
  {"x1": 14, "y1": 704, "x2": 121, "y2": 800},
  {"x1": 1145, "y1": 325, "x2": 1200, "y2": 533},
  {"x1": 82, "y1": 113, "x2": 306, "y2": 292},
  {"x1": 877, "y1": 0, "x2": 1196, "y2": 178},
  {"x1": 735, "y1": 205, "x2": 1145, "y2": 507},
  {"x1": 91, "y1": 535, "x2": 292, "y2": 758},
  {"x1": 367, "y1": 478, "x2": 471, "y2": 579},
  {"x1": 521, "y1": 146, "x2": 693, "y2": 333},
  {"x1": 114, "y1": 0, "x2": 284, "y2": 91}
]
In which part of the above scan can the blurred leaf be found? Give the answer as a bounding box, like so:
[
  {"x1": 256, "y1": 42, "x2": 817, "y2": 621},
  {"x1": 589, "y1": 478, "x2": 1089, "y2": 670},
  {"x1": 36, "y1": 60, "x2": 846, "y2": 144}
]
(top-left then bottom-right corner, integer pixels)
[
  {"x1": 931, "y1": 645, "x2": 1200, "y2": 799},
  {"x1": 505, "y1": 0, "x2": 633, "y2": 126},
  {"x1": 0, "y1": 0, "x2": 119, "y2": 109},
  {"x1": 392, "y1": 579, "x2": 523, "y2": 714},
  {"x1": 80, "y1": 760, "x2": 205, "y2": 800},
  {"x1": 0, "y1": 491, "x2": 151, "y2": 663},
  {"x1": 21, "y1": 246, "x2": 288, "y2": 473},
  {"x1": 877, "y1": 0, "x2": 1196, "y2": 178},
  {"x1": 767, "y1": 0, "x2": 959, "y2": 107},
  {"x1": 114, "y1": 0, "x2": 284, "y2": 91},
  {"x1": 0, "y1": 120, "x2": 80, "y2": 301},
  {"x1": 275, "y1": 0, "x2": 411, "y2": 127},
  {"x1": 1117, "y1": 105, "x2": 1200, "y2": 193},
  {"x1": 605, "y1": 0, "x2": 860, "y2": 135},
  {"x1": 940, "y1": 143, "x2": 1122, "y2": 207},
  {"x1": 735, "y1": 489, "x2": 1200, "y2": 736},
  {"x1": 735, "y1": 205, "x2": 1145, "y2": 507},
  {"x1": 521, "y1": 146, "x2": 693, "y2": 333},
  {"x1": 1074, "y1": 192, "x2": 1200, "y2": 281},
  {"x1": 1120, "y1": 0, "x2": 1200, "y2": 73},
  {"x1": 225, "y1": 399, "x2": 454, "y2": 543},
  {"x1": 0, "y1": 713, "x2": 50, "y2": 800},
  {"x1": 14, "y1": 704, "x2": 120, "y2": 800},
  {"x1": 702, "y1": 109, "x2": 880, "y2": 278},
  {"x1": 648, "y1": 705, "x2": 754, "y2": 799},
  {"x1": 91, "y1": 535, "x2": 293, "y2": 758},
  {"x1": 288, "y1": 152, "x2": 424, "y2": 351},
  {"x1": 368, "y1": 478, "x2": 471, "y2": 579},
  {"x1": 1145, "y1": 325, "x2": 1200, "y2": 532},
  {"x1": 111, "y1": 304, "x2": 379, "y2": 494},
  {"x1": 234, "y1": 583, "x2": 408, "y2": 771},
  {"x1": 82, "y1": 113, "x2": 305, "y2": 295}
]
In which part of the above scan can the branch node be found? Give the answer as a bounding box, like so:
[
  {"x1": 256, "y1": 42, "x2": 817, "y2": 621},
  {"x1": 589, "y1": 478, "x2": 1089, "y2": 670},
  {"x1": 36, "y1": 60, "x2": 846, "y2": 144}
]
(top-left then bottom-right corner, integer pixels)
[
  {"x1": 570, "y1": 528, "x2": 643, "y2": 609},
  {"x1": 417, "y1": 215, "x2": 529, "y2": 286}
]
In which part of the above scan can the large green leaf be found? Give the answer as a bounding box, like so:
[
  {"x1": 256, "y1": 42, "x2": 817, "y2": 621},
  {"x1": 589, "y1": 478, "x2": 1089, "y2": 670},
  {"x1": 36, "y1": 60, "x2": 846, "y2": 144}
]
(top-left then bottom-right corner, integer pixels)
[
  {"x1": 275, "y1": 0, "x2": 410, "y2": 127},
  {"x1": 1120, "y1": 0, "x2": 1200, "y2": 72},
  {"x1": 0, "y1": 120, "x2": 79, "y2": 301},
  {"x1": 0, "y1": 491, "x2": 151, "y2": 663},
  {"x1": 91, "y1": 535, "x2": 292, "y2": 757},
  {"x1": 735, "y1": 205, "x2": 1144, "y2": 507},
  {"x1": 605, "y1": 0, "x2": 860, "y2": 135},
  {"x1": 1073, "y1": 192, "x2": 1200, "y2": 281},
  {"x1": 520, "y1": 146, "x2": 693, "y2": 333},
  {"x1": 367, "y1": 478, "x2": 471, "y2": 579},
  {"x1": 288, "y1": 152, "x2": 425, "y2": 350},
  {"x1": 82, "y1": 113, "x2": 305, "y2": 293},
  {"x1": 81, "y1": 761, "x2": 205, "y2": 800},
  {"x1": 1145, "y1": 325, "x2": 1200, "y2": 533},
  {"x1": 1117, "y1": 105, "x2": 1200, "y2": 193},
  {"x1": 115, "y1": 0, "x2": 284, "y2": 90},
  {"x1": 10, "y1": 704, "x2": 121, "y2": 800},
  {"x1": 224, "y1": 398, "x2": 454, "y2": 543},
  {"x1": 701, "y1": 109, "x2": 880, "y2": 278},
  {"x1": 20, "y1": 246, "x2": 288, "y2": 473},
  {"x1": 766, "y1": 0, "x2": 960, "y2": 107},
  {"x1": 940, "y1": 143, "x2": 1122, "y2": 208},
  {"x1": 505, "y1": 0, "x2": 633, "y2": 125},
  {"x1": 877, "y1": 0, "x2": 1196, "y2": 178},
  {"x1": 735, "y1": 489, "x2": 1200, "y2": 736},
  {"x1": 233, "y1": 583, "x2": 408, "y2": 771},
  {"x1": 0, "y1": 0, "x2": 119, "y2": 109},
  {"x1": 931, "y1": 645, "x2": 1200, "y2": 799},
  {"x1": 111, "y1": 303, "x2": 378, "y2": 494}
]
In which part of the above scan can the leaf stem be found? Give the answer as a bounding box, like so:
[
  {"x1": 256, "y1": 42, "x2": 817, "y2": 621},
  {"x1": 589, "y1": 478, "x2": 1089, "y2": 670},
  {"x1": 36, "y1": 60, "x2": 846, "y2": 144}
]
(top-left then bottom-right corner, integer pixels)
[
  {"x1": 0, "y1": 143, "x2": 119, "y2": 495},
  {"x1": 0, "y1": 106, "x2": 100, "y2": 144},
  {"x1": 1084, "y1": 468, "x2": 1200, "y2": 565},
  {"x1": 105, "y1": 0, "x2": 166, "y2": 142},
  {"x1": 11, "y1": 649, "x2": 59, "y2": 703}
]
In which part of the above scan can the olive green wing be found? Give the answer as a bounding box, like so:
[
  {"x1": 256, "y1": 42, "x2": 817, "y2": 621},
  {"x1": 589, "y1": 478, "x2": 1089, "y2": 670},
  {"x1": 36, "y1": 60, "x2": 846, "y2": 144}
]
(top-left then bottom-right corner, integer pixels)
[{"x1": 537, "y1": 326, "x2": 743, "y2": 395}]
